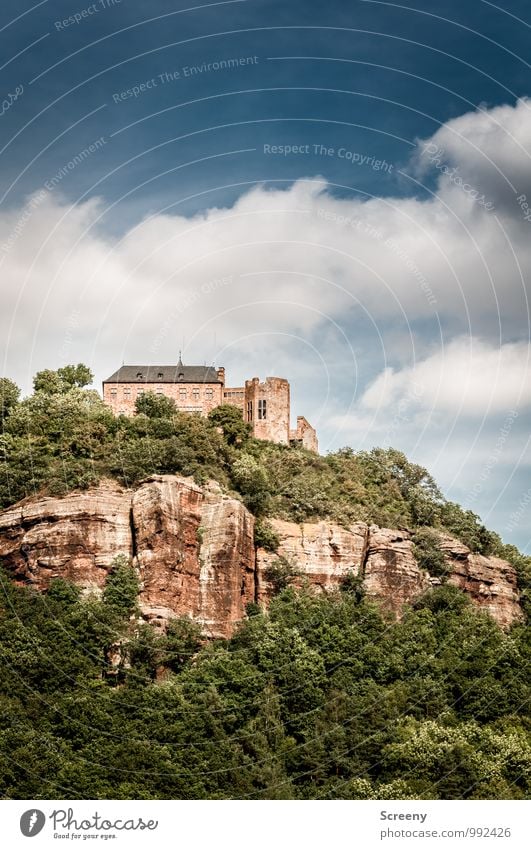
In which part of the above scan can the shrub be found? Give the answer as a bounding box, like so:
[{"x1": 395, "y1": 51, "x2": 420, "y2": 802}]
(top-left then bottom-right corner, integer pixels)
[
  {"x1": 103, "y1": 555, "x2": 140, "y2": 618},
  {"x1": 254, "y1": 519, "x2": 280, "y2": 552},
  {"x1": 413, "y1": 529, "x2": 448, "y2": 579},
  {"x1": 265, "y1": 556, "x2": 299, "y2": 594}
]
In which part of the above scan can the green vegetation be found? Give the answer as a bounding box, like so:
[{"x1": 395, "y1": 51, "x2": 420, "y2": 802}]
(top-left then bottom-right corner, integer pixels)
[
  {"x1": 0, "y1": 571, "x2": 528, "y2": 799},
  {"x1": 0, "y1": 365, "x2": 529, "y2": 799},
  {"x1": 254, "y1": 519, "x2": 281, "y2": 552},
  {"x1": 264, "y1": 556, "x2": 300, "y2": 594},
  {"x1": 413, "y1": 529, "x2": 448, "y2": 580}
]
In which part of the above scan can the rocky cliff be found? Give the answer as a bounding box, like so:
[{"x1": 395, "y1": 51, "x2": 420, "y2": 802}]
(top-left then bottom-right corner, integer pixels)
[{"x1": 0, "y1": 476, "x2": 523, "y2": 634}]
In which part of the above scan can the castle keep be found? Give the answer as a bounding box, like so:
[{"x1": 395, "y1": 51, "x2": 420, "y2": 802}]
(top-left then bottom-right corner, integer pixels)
[{"x1": 103, "y1": 358, "x2": 318, "y2": 452}]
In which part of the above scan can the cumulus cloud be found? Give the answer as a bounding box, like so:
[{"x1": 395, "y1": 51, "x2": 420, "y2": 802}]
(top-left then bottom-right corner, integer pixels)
[
  {"x1": 2, "y1": 97, "x2": 531, "y2": 547},
  {"x1": 413, "y1": 97, "x2": 531, "y2": 215},
  {"x1": 0, "y1": 97, "x2": 530, "y2": 421},
  {"x1": 359, "y1": 337, "x2": 531, "y2": 416}
]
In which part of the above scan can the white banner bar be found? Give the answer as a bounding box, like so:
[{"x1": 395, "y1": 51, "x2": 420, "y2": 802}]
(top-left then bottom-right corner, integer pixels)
[{"x1": 2, "y1": 799, "x2": 530, "y2": 848}]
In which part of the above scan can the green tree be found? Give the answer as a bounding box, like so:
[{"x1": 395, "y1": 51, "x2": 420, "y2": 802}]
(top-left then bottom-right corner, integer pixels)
[
  {"x1": 103, "y1": 555, "x2": 139, "y2": 618},
  {"x1": 57, "y1": 364, "x2": 93, "y2": 389},
  {"x1": 231, "y1": 452, "x2": 271, "y2": 514},
  {"x1": 254, "y1": 519, "x2": 280, "y2": 552},
  {"x1": 162, "y1": 617, "x2": 203, "y2": 673},
  {"x1": 208, "y1": 404, "x2": 251, "y2": 445},
  {"x1": 441, "y1": 502, "x2": 497, "y2": 554},
  {"x1": 413, "y1": 528, "x2": 448, "y2": 578},
  {"x1": 0, "y1": 378, "x2": 20, "y2": 422},
  {"x1": 135, "y1": 391, "x2": 177, "y2": 418},
  {"x1": 33, "y1": 364, "x2": 93, "y2": 394},
  {"x1": 265, "y1": 556, "x2": 299, "y2": 594}
]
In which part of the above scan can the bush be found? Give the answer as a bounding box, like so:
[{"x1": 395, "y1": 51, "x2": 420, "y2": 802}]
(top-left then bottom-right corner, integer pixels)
[
  {"x1": 264, "y1": 556, "x2": 299, "y2": 594},
  {"x1": 413, "y1": 529, "x2": 448, "y2": 578},
  {"x1": 208, "y1": 404, "x2": 252, "y2": 445},
  {"x1": 254, "y1": 519, "x2": 280, "y2": 552},
  {"x1": 103, "y1": 555, "x2": 140, "y2": 618}
]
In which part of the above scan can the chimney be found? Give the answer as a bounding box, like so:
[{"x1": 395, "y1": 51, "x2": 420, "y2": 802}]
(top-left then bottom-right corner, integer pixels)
[{"x1": 217, "y1": 366, "x2": 225, "y2": 385}]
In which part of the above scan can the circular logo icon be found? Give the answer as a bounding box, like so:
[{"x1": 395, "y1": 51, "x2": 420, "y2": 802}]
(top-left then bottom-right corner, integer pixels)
[{"x1": 20, "y1": 810, "x2": 46, "y2": 837}]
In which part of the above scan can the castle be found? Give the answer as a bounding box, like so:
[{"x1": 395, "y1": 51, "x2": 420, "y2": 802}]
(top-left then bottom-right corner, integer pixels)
[{"x1": 102, "y1": 358, "x2": 318, "y2": 452}]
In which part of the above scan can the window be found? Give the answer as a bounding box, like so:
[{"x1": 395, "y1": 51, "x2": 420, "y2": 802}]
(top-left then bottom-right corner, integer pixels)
[
  {"x1": 192, "y1": 388, "x2": 200, "y2": 399},
  {"x1": 205, "y1": 388, "x2": 213, "y2": 400},
  {"x1": 258, "y1": 399, "x2": 267, "y2": 420},
  {"x1": 157, "y1": 372, "x2": 164, "y2": 379},
  {"x1": 136, "y1": 371, "x2": 143, "y2": 379},
  {"x1": 156, "y1": 388, "x2": 164, "y2": 395},
  {"x1": 110, "y1": 388, "x2": 117, "y2": 396},
  {"x1": 123, "y1": 387, "x2": 131, "y2": 399},
  {"x1": 247, "y1": 401, "x2": 253, "y2": 421},
  {"x1": 137, "y1": 389, "x2": 145, "y2": 397},
  {"x1": 179, "y1": 388, "x2": 187, "y2": 399}
]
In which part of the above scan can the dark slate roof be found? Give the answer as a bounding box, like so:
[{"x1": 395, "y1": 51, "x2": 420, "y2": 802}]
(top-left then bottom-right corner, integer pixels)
[{"x1": 103, "y1": 364, "x2": 221, "y2": 384}]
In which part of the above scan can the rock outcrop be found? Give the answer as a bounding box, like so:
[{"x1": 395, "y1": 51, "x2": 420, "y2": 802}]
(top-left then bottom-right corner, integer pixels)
[
  {"x1": 0, "y1": 481, "x2": 132, "y2": 593},
  {"x1": 439, "y1": 533, "x2": 522, "y2": 629},
  {"x1": 256, "y1": 519, "x2": 368, "y2": 603},
  {"x1": 130, "y1": 476, "x2": 256, "y2": 637},
  {"x1": 0, "y1": 477, "x2": 523, "y2": 633},
  {"x1": 363, "y1": 526, "x2": 432, "y2": 615}
]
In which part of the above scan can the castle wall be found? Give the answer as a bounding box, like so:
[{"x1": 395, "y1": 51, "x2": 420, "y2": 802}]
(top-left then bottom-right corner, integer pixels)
[
  {"x1": 103, "y1": 366, "x2": 318, "y2": 452},
  {"x1": 290, "y1": 416, "x2": 319, "y2": 453},
  {"x1": 222, "y1": 386, "x2": 245, "y2": 414},
  {"x1": 103, "y1": 381, "x2": 223, "y2": 417},
  {"x1": 244, "y1": 377, "x2": 290, "y2": 445}
]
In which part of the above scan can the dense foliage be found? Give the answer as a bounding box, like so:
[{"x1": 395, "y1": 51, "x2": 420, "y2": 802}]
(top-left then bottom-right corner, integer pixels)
[
  {"x1": 0, "y1": 366, "x2": 529, "y2": 799},
  {"x1": 0, "y1": 570, "x2": 529, "y2": 800}
]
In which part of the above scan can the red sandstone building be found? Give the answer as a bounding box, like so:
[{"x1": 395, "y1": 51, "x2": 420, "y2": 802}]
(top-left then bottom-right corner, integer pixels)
[{"x1": 103, "y1": 358, "x2": 318, "y2": 452}]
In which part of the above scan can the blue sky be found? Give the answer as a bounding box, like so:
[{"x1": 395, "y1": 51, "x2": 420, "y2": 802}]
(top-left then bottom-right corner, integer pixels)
[{"x1": 1, "y1": 0, "x2": 530, "y2": 551}]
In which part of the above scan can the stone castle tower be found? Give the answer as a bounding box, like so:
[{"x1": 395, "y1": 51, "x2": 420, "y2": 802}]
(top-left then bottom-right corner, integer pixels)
[{"x1": 103, "y1": 359, "x2": 318, "y2": 452}]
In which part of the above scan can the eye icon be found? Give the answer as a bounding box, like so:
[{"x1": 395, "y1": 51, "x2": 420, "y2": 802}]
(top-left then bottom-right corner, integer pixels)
[{"x1": 20, "y1": 810, "x2": 46, "y2": 837}]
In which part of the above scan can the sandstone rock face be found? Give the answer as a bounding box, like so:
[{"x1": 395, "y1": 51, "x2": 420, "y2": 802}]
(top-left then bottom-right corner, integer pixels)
[
  {"x1": 363, "y1": 526, "x2": 432, "y2": 616},
  {"x1": 0, "y1": 478, "x2": 523, "y2": 633},
  {"x1": 132, "y1": 476, "x2": 204, "y2": 627},
  {"x1": 132, "y1": 476, "x2": 255, "y2": 637},
  {"x1": 197, "y1": 483, "x2": 256, "y2": 637},
  {"x1": 256, "y1": 519, "x2": 368, "y2": 603},
  {"x1": 438, "y1": 533, "x2": 523, "y2": 628},
  {"x1": 0, "y1": 481, "x2": 132, "y2": 593}
]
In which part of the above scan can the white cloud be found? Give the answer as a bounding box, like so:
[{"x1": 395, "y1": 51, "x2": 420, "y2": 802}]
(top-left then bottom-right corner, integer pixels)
[
  {"x1": 359, "y1": 337, "x2": 531, "y2": 416},
  {"x1": 2, "y1": 98, "x2": 531, "y2": 549},
  {"x1": 0, "y1": 98, "x2": 530, "y2": 413},
  {"x1": 413, "y1": 97, "x2": 531, "y2": 213}
]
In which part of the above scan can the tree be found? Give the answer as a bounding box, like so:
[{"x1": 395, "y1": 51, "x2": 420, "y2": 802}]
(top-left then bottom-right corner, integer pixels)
[
  {"x1": 0, "y1": 378, "x2": 20, "y2": 422},
  {"x1": 162, "y1": 617, "x2": 203, "y2": 673},
  {"x1": 57, "y1": 364, "x2": 93, "y2": 390},
  {"x1": 254, "y1": 519, "x2": 280, "y2": 552},
  {"x1": 103, "y1": 555, "x2": 139, "y2": 618},
  {"x1": 33, "y1": 364, "x2": 93, "y2": 395},
  {"x1": 208, "y1": 404, "x2": 251, "y2": 445},
  {"x1": 441, "y1": 502, "x2": 497, "y2": 554},
  {"x1": 135, "y1": 391, "x2": 176, "y2": 419},
  {"x1": 264, "y1": 556, "x2": 300, "y2": 594},
  {"x1": 231, "y1": 453, "x2": 271, "y2": 514},
  {"x1": 33, "y1": 368, "x2": 63, "y2": 395},
  {"x1": 413, "y1": 529, "x2": 448, "y2": 578}
]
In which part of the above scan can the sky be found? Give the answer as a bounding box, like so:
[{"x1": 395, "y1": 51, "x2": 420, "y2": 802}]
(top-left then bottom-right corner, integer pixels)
[{"x1": 0, "y1": 0, "x2": 530, "y2": 552}]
